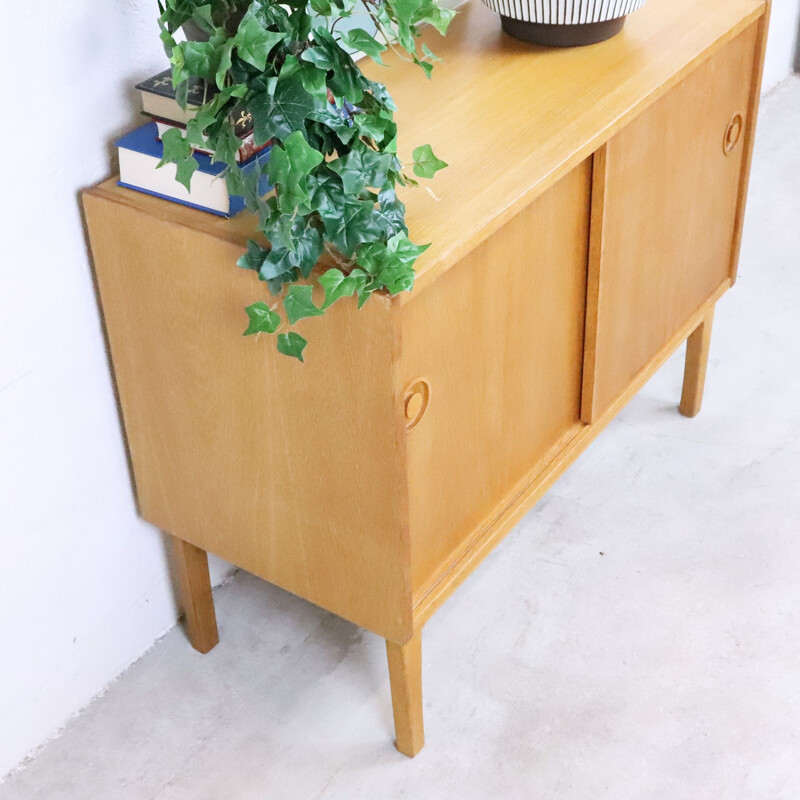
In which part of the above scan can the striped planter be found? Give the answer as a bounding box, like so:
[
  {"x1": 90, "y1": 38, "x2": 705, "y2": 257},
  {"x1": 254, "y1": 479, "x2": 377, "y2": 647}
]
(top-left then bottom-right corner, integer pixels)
[{"x1": 482, "y1": 0, "x2": 648, "y2": 46}]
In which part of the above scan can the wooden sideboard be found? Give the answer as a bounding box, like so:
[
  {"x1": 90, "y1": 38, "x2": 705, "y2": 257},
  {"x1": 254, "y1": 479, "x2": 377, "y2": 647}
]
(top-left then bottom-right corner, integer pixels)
[{"x1": 83, "y1": 0, "x2": 770, "y2": 757}]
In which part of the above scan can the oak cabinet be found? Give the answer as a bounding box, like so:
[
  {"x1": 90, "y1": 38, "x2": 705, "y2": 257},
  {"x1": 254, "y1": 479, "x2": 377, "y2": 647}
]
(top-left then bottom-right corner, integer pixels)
[
  {"x1": 83, "y1": 0, "x2": 769, "y2": 758},
  {"x1": 402, "y1": 161, "x2": 592, "y2": 600},
  {"x1": 583, "y1": 25, "x2": 760, "y2": 419}
]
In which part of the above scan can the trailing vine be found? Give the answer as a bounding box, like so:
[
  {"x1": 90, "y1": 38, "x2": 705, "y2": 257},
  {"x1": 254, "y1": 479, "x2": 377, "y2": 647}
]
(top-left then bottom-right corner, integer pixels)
[{"x1": 156, "y1": 0, "x2": 453, "y2": 360}]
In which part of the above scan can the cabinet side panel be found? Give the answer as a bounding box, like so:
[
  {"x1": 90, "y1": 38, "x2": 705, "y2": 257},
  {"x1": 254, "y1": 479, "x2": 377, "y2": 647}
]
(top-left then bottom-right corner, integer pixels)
[
  {"x1": 592, "y1": 25, "x2": 758, "y2": 415},
  {"x1": 83, "y1": 193, "x2": 412, "y2": 643},
  {"x1": 400, "y1": 162, "x2": 592, "y2": 599}
]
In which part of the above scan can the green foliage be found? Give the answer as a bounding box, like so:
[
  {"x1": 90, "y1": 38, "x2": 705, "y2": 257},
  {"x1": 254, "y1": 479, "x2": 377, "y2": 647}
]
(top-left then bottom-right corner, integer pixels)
[
  {"x1": 277, "y1": 331, "x2": 309, "y2": 361},
  {"x1": 243, "y1": 301, "x2": 281, "y2": 334},
  {"x1": 283, "y1": 284, "x2": 324, "y2": 324},
  {"x1": 411, "y1": 143, "x2": 447, "y2": 178},
  {"x1": 157, "y1": 127, "x2": 199, "y2": 189},
  {"x1": 157, "y1": 0, "x2": 453, "y2": 360}
]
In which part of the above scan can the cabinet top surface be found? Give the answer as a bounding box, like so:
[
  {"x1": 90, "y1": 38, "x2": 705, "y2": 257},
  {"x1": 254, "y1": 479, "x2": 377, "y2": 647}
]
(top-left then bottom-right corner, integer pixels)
[{"x1": 90, "y1": 0, "x2": 764, "y2": 293}]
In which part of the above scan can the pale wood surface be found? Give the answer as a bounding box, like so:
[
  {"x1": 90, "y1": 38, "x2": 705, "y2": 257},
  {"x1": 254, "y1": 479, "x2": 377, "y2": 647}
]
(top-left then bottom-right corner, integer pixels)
[
  {"x1": 730, "y1": 3, "x2": 772, "y2": 283},
  {"x1": 581, "y1": 146, "x2": 609, "y2": 425},
  {"x1": 584, "y1": 25, "x2": 758, "y2": 419},
  {"x1": 83, "y1": 193, "x2": 413, "y2": 644},
  {"x1": 87, "y1": 0, "x2": 765, "y2": 298},
  {"x1": 680, "y1": 309, "x2": 716, "y2": 418},
  {"x1": 374, "y1": 0, "x2": 765, "y2": 295},
  {"x1": 414, "y1": 283, "x2": 729, "y2": 627},
  {"x1": 400, "y1": 161, "x2": 591, "y2": 599},
  {"x1": 172, "y1": 537, "x2": 219, "y2": 654},
  {"x1": 386, "y1": 634, "x2": 424, "y2": 757}
]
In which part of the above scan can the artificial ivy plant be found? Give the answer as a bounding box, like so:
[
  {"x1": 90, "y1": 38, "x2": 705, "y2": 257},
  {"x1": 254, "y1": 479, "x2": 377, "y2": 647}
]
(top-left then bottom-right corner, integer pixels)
[{"x1": 156, "y1": 0, "x2": 453, "y2": 360}]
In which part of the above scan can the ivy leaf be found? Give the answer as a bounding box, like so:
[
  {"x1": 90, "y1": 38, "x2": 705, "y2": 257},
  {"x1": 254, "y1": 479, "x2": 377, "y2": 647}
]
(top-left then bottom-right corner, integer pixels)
[
  {"x1": 426, "y1": 3, "x2": 457, "y2": 35},
  {"x1": 331, "y1": 0, "x2": 359, "y2": 14},
  {"x1": 287, "y1": 5, "x2": 313, "y2": 40},
  {"x1": 170, "y1": 49, "x2": 188, "y2": 88},
  {"x1": 243, "y1": 302, "x2": 281, "y2": 336},
  {"x1": 268, "y1": 131, "x2": 324, "y2": 211},
  {"x1": 364, "y1": 78, "x2": 397, "y2": 112},
  {"x1": 158, "y1": 126, "x2": 192, "y2": 164},
  {"x1": 237, "y1": 240, "x2": 268, "y2": 273},
  {"x1": 184, "y1": 117, "x2": 206, "y2": 147},
  {"x1": 378, "y1": 261, "x2": 416, "y2": 293},
  {"x1": 340, "y1": 28, "x2": 387, "y2": 64},
  {"x1": 277, "y1": 332, "x2": 308, "y2": 362},
  {"x1": 259, "y1": 2, "x2": 292, "y2": 30},
  {"x1": 374, "y1": 188, "x2": 408, "y2": 237},
  {"x1": 215, "y1": 40, "x2": 233, "y2": 89},
  {"x1": 306, "y1": 168, "x2": 346, "y2": 219},
  {"x1": 323, "y1": 197, "x2": 384, "y2": 256},
  {"x1": 276, "y1": 131, "x2": 324, "y2": 177},
  {"x1": 386, "y1": 0, "x2": 421, "y2": 50},
  {"x1": 259, "y1": 248, "x2": 298, "y2": 281},
  {"x1": 175, "y1": 156, "x2": 199, "y2": 191},
  {"x1": 390, "y1": 0, "x2": 423, "y2": 20},
  {"x1": 158, "y1": 127, "x2": 198, "y2": 190},
  {"x1": 422, "y1": 43, "x2": 442, "y2": 62},
  {"x1": 260, "y1": 223, "x2": 323, "y2": 280},
  {"x1": 291, "y1": 225, "x2": 325, "y2": 277},
  {"x1": 210, "y1": 124, "x2": 241, "y2": 166},
  {"x1": 295, "y1": 62, "x2": 328, "y2": 102},
  {"x1": 307, "y1": 106, "x2": 358, "y2": 145},
  {"x1": 191, "y1": 5, "x2": 215, "y2": 33},
  {"x1": 328, "y1": 146, "x2": 394, "y2": 195},
  {"x1": 354, "y1": 113, "x2": 395, "y2": 147},
  {"x1": 284, "y1": 284, "x2": 324, "y2": 324},
  {"x1": 249, "y1": 74, "x2": 317, "y2": 144},
  {"x1": 181, "y1": 41, "x2": 223, "y2": 83},
  {"x1": 413, "y1": 55, "x2": 434, "y2": 79},
  {"x1": 349, "y1": 268, "x2": 371, "y2": 307},
  {"x1": 301, "y1": 28, "x2": 339, "y2": 71},
  {"x1": 304, "y1": 28, "x2": 365, "y2": 104},
  {"x1": 233, "y1": 19, "x2": 285, "y2": 71},
  {"x1": 385, "y1": 232, "x2": 430, "y2": 262},
  {"x1": 356, "y1": 233, "x2": 428, "y2": 293},
  {"x1": 412, "y1": 144, "x2": 448, "y2": 178},
  {"x1": 319, "y1": 268, "x2": 358, "y2": 309}
]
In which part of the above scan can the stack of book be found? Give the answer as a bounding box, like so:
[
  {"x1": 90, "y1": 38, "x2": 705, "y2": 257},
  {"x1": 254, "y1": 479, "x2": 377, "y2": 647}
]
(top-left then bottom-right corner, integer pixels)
[{"x1": 116, "y1": 69, "x2": 272, "y2": 217}]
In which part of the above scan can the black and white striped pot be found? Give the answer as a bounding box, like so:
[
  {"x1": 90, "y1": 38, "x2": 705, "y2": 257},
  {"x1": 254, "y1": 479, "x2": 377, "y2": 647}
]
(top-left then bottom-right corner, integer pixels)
[{"x1": 482, "y1": 0, "x2": 648, "y2": 47}]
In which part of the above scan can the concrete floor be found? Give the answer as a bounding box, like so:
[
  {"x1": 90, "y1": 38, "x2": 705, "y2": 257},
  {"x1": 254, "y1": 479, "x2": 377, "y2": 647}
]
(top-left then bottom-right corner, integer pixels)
[{"x1": 3, "y1": 77, "x2": 799, "y2": 800}]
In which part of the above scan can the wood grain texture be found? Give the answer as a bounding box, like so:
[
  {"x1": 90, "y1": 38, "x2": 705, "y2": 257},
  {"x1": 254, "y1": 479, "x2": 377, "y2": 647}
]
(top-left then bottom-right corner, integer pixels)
[
  {"x1": 398, "y1": 161, "x2": 592, "y2": 599},
  {"x1": 680, "y1": 309, "x2": 715, "y2": 418},
  {"x1": 386, "y1": 633, "x2": 424, "y2": 757},
  {"x1": 172, "y1": 537, "x2": 219, "y2": 654},
  {"x1": 364, "y1": 0, "x2": 766, "y2": 296},
  {"x1": 586, "y1": 24, "x2": 758, "y2": 418},
  {"x1": 81, "y1": 0, "x2": 769, "y2": 752},
  {"x1": 87, "y1": 0, "x2": 767, "y2": 295},
  {"x1": 414, "y1": 284, "x2": 729, "y2": 628},
  {"x1": 581, "y1": 146, "x2": 609, "y2": 425},
  {"x1": 82, "y1": 193, "x2": 413, "y2": 644},
  {"x1": 730, "y1": 1, "x2": 772, "y2": 283}
]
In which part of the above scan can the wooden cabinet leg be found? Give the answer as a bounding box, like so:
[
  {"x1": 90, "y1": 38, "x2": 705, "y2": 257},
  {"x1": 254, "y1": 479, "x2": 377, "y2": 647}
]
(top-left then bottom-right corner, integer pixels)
[
  {"x1": 386, "y1": 632, "x2": 424, "y2": 757},
  {"x1": 680, "y1": 308, "x2": 715, "y2": 418},
  {"x1": 172, "y1": 536, "x2": 219, "y2": 654}
]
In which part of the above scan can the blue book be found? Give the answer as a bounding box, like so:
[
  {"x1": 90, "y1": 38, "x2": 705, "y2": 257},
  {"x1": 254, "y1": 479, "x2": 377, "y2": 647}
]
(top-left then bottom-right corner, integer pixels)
[{"x1": 116, "y1": 122, "x2": 272, "y2": 217}]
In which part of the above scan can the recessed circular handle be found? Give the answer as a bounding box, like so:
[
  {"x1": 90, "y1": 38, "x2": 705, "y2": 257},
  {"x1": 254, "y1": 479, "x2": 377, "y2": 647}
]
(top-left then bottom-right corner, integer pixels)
[
  {"x1": 723, "y1": 113, "x2": 744, "y2": 156},
  {"x1": 404, "y1": 379, "x2": 431, "y2": 431}
]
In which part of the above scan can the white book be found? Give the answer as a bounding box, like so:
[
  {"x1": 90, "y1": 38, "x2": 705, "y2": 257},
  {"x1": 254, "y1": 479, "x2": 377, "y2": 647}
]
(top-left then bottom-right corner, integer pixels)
[{"x1": 116, "y1": 123, "x2": 272, "y2": 218}]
